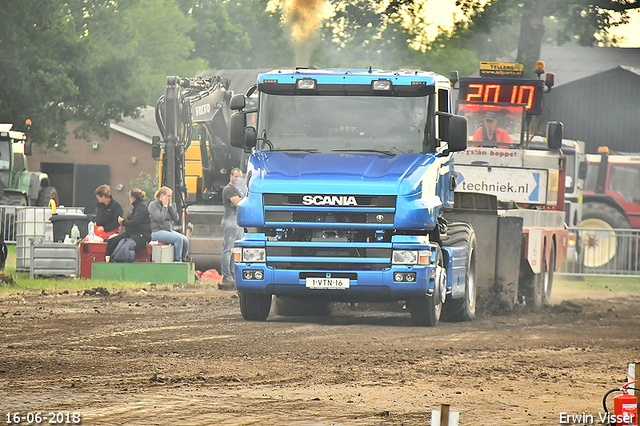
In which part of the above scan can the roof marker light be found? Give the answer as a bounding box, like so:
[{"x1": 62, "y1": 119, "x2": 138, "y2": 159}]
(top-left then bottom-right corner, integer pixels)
[
  {"x1": 296, "y1": 78, "x2": 317, "y2": 90},
  {"x1": 545, "y1": 72, "x2": 555, "y2": 89},
  {"x1": 372, "y1": 79, "x2": 392, "y2": 91}
]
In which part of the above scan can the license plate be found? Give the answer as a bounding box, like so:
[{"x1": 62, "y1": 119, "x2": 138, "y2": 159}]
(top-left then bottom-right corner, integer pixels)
[{"x1": 305, "y1": 277, "x2": 350, "y2": 290}]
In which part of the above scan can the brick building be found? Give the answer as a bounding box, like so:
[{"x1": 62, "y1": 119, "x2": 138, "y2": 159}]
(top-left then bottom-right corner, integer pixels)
[{"x1": 28, "y1": 108, "x2": 158, "y2": 214}]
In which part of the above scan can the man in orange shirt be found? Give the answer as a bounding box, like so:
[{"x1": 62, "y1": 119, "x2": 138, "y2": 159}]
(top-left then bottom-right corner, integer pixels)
[{"x1": 472, "y1": 112, "x2": 513, "y2": 143}]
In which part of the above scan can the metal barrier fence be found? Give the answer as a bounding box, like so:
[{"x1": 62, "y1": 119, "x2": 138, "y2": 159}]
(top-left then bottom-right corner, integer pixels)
[
  {"x1": 0, "y1": 206, "x2": 85, "y2": 271},
  {"x1": 559, "y1": 227, "x2": 640, "y2": 277},
  {"x1": 0, "y1": 205, "x2": 86, "y2": 244},
  {"x1": 0, "y1": 205, "x2": 19, "y2": 243}
]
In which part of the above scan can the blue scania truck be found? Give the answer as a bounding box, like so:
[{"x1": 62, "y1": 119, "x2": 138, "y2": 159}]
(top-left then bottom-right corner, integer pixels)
[{"x1": 228, "y1": 68, "x2": 475, "y2": 326}]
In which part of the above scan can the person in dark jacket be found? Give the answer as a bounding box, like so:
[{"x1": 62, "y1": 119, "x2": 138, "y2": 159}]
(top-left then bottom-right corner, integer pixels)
[
  {"x1": 94, "y1": 184, "x2": 123, "y2": 239},
  {"x1": 105, "y1": 188, "x2": 151, "y2": 259},
  {"x1": 149, "y1": 186, "x2": 189, "y2": 262}
]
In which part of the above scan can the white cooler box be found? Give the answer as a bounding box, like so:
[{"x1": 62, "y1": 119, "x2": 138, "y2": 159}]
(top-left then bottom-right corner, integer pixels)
[{"x1": 151, "y1": 243, "x2": 173, "y2": 263}]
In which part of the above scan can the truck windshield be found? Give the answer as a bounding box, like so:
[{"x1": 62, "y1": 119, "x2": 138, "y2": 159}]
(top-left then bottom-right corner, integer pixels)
[
  {"x1": 457, "y1": 104, "x2": 524, "y2": 146},
  {"x1": 257, "y1": 94, "x2": 431, "y2": 154}
]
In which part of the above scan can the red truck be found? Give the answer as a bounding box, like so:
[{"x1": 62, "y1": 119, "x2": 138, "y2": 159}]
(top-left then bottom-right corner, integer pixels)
[
  {"x1": 582, "y1": 147, "x2": 640, "y2": 229},
  {"x1": 580, "y1": 147, "x2": 640, "y2": 269}
]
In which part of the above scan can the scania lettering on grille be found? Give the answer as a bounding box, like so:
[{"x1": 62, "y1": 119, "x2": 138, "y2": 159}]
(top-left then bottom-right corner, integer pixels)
[{"x1": 302, "y1": 195, "x2": 358, "y2": 206}]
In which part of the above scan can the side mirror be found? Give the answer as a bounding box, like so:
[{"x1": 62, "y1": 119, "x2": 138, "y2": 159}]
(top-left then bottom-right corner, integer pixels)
[
  {"x1": 230, "y1": 94, "x2": 246, "y2": 111},
  {"x1": 446, "y1": 115, "x2": 468, "y2": 152},
  {"x1": 230, "y1": 112, "x2": 246, "y2": 148},
  {"x1": 547, "y1": 121, "x2": 563, "y2": 150},
  {"x1": 578, "y1": 160, "x2": 588, "y2": 180},
  {"x1": 243, "y1": 126, "x2": 257, "y2": 150},
  {"x1": 24, "y1": 138, "x2": 33, "y2": 156},
  {"x1": 151, "y1": 136, "x2": 162, "y2": 160}
]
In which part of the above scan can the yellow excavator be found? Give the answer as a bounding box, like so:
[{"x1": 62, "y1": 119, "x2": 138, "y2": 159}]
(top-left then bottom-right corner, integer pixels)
[{"x1": 153, "y1": 75, "x2": 243, "y2": 270}]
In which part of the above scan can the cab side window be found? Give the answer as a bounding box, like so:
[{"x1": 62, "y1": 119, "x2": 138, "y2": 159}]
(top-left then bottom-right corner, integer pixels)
[{"x1": 436, "y1": 88, "x2": 450, "y2": 144}]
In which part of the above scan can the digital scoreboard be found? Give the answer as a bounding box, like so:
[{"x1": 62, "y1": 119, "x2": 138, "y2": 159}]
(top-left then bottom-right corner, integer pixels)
[{"x1": 458, "y1": 78, "x2": 545, "y2": 115}]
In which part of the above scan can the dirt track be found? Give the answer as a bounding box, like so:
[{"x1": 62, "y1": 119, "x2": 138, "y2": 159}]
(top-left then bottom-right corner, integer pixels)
[{"x1": 1, "y1": 280, "x2": 639, "y2": 425}]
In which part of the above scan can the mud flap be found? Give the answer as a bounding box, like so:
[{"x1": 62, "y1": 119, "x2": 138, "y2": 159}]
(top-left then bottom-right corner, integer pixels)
[
  {"x1": 494, "y1": 216, "x2": 523, "y2": 309},
  {"x1": 445, "y1": 193, "x2": 523, "y2": 313}
]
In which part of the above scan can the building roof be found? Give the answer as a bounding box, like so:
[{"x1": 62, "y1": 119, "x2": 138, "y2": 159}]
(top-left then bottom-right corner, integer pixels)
[
  {"x1": 539, "y1": 45, "x2": 640, "y2": 87},
  {"x1": 110, "y1": 106, "x2": 157, "y2": 144},
  {"x1": 542, "y1": 64, "x2": 640, "y2": 153}
]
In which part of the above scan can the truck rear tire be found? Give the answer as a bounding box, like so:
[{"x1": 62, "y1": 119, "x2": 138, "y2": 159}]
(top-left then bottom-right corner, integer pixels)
[
  {"x1": 579, "y1": 202, "x2": 630, "y2": 269},
  {"x1": 0, "y1": 194, "x2": 27, "y2": 206},
  {"x1": 521, "y1": 244, "x2": 547, "y2": 310},
  {"x1": 36, "y1": 186, "x2": 58, "y2": 207},
  {"x1": 239, "y1": 292, "x2": 272, "y2": 321},
  {"x1": 542, "y1": 243, "x2": 555, "y2": 306},
  {"x1": 409, "y1": 249, "x2": 445, "y2": 327},
  {"x1": 441, "y1": 222, "x2": 477, "y2": 322},
  {"x1": 581, "y1": 202, "x2": 630, "y2": 229},
  {"x1": 274, "y1": 296, "x2": 333, "y2": 317}
]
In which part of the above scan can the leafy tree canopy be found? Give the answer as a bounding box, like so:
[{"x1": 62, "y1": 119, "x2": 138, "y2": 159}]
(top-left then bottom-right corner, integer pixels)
[
  {"x1": 0, "y1": 0, "x2": 205, "y2": 149},
  {"x1": 9, "y1": 0, "x2": 635, "y2": 150},
  {"x1": 176, "y1": 0, "x2": 294, "y2": 69},
  {"x1": 451, "y1": 0, "x2": 640, "y2": 75},
  {"x1": 288, "y1": 0, "x2": 479, "y2": 76}
]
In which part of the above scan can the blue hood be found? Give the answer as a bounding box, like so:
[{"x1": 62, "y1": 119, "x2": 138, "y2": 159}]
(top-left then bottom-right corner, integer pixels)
[
  {"x1": 237, "y1": 151, "x2": 453, "y2": 230},
  {"x1": 246, "y1": 151, "x2": 434, "y2": 195}
]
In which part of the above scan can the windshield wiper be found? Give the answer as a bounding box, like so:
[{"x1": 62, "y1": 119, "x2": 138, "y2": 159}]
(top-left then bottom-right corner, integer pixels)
[{"x1": 332, "y1": 148, "x2": 395, "y2": 156}]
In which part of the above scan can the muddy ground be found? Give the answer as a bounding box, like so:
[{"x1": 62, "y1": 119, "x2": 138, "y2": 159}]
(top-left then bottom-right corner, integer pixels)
[{"x1": 1, "y1": 279, "x2": 639, "y2": 426}]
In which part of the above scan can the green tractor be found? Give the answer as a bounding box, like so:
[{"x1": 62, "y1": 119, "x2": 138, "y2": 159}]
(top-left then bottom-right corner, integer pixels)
[{"x1": 0, "y1": 122, "x2": 58, "y2": 207}]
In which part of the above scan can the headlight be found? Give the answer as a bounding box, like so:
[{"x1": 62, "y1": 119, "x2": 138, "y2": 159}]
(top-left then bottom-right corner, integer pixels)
[
  {"x1": 242, "y1": 248, "x2": 266, "y2": 262},
  {"x1": 392, "y1": 250, "x2": 418, "y2": 264}
]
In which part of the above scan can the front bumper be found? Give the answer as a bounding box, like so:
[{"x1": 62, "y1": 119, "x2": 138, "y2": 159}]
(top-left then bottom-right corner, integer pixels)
[{"x1": 234, "y1": 233, "x2": 439, "y2": 302}]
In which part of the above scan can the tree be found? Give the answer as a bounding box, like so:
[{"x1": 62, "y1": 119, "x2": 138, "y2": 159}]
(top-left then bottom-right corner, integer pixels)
[
  {"x1": 176, "y1": 0, "x2": 293, "y2": 69},
  {"x1": 453, "y1": 0, "x2": 640, "y2": 76},
  {"x1": 297, "y1": 0, "x2": 478, "y2": 74},
  {"x1": 0, "y1": 0, "x2": 205, "y2": 149}
]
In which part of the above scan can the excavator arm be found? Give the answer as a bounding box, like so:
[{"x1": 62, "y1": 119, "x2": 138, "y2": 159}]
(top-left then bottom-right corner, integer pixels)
[{"x1": 153, "y1": 75, "x2": 234, "y2": 221}]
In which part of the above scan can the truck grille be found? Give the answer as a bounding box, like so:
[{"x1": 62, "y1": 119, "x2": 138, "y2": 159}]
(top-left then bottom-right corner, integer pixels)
[
  {"x1": 263, "y1": 194, "x2": 396, "y2": 228},
  {"x1": 264, "y1": 194, "x2": 396, "y2": 207}
]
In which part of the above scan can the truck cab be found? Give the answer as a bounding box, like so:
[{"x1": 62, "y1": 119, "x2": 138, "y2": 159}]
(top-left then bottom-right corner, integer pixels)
[
  {"x1": 229, "y1": 68, "x2": 474, "y2": 326},
  {"x1": 448, "y1": 61, "x2": 569, "y2": 309}
]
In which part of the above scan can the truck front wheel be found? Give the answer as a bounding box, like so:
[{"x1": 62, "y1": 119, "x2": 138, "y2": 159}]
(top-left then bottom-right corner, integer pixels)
[
  {"x1": 239, "y1": 292, "x2": 272, "y2": 321},
  {"x1": 409, "y1": 249, "x2": 445, "y2": 327},
  {"x1": 441, "y1": 222, "x2": 478, "y2": 322}
]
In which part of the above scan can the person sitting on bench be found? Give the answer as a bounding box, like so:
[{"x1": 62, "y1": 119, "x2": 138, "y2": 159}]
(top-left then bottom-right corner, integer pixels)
[
  {"x1": 149, "y1": 186, "x2": 189, "y2": 262},
  {"x1": 105, "y1": 188, "x2": 152, "y2": 260}
]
